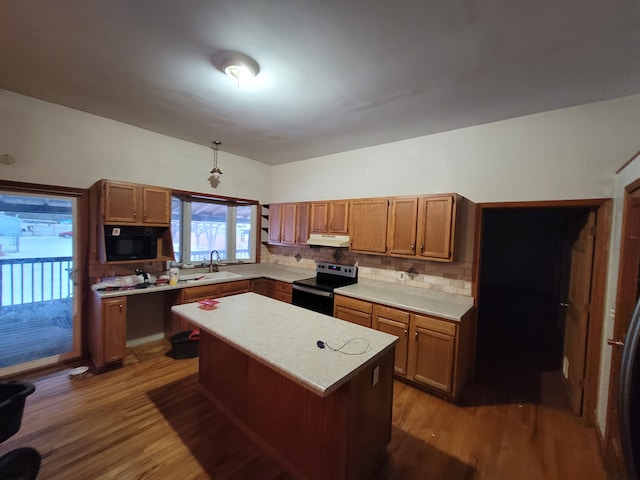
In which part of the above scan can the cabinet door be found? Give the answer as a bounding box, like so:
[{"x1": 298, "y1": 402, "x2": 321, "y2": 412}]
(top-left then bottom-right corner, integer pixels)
[
  {"x1": 281, "y1": 203, "x2": 297, "y2": 245},
  {"x1": 349, "y1": 199, "x2": 388, "y2": 254},
  {"x1": 268, "y1": 204, "x2": 283, "y2": 244},
  {"x1": 142, "y1": 187, "x2": 171, "y2": 224},
  {"x1": 296, "y1": 203, "x2": 310, "y2": 245},
  {"x1": 104, "y1": 182, "x2": 138, "y2": 223},
  {"x1": 309, "y1": 202, "x2": 328, "y2": 233},
  {"x1": 374, "y1": 305, "x2": 409, "y2": 376},
  {"x1": 328, "y1": 201, "x2": 349, "y2": 234},
  {"x1": 417, "y1": 195, "x2": 455, "y2": 260},
  {"x1": 410, "y1": 314, "x2": 457, "y2": 393},
  {"x1": 378, "y1": 317, "x2": 409, "y2": 375},
  {"x1": 388, "y1": 198, "x2": 419, "y2": 256},
  {"x1": 251, "y1": 278, "x2": 275, "y2": 298},
  {"x1": 102, "y1": 297, "x2": 127, "y2": 364}
]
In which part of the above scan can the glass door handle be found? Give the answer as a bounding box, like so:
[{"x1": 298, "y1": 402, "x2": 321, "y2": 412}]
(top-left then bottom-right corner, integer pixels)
[{"x1": 66, "y1": 267, "x2": 79, "y2": 285}]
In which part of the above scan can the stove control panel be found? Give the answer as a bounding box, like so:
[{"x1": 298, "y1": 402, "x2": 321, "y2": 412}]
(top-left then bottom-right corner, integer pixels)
[{"x1": 316, "y1": 262, "x2": 357, "y2": 279}]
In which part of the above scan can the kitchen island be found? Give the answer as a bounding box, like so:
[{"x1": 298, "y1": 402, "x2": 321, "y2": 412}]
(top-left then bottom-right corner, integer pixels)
[{"x1": 172, "y1": 292, "x2": 398, "y2": 480}]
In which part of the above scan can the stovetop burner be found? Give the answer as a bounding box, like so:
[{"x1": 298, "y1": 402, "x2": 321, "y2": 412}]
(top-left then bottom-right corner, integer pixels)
[{"x1": 293, "y1": 262, "x2": 358, "y2": 292}]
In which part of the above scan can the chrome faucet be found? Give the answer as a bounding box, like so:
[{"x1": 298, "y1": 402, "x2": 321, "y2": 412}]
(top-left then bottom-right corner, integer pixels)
[{"x1": 209, "y1": 250, "x2": 221, "y2": 272}]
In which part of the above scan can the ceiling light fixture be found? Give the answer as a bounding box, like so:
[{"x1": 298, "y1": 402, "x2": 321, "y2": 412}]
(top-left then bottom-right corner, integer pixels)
[
  {"x1": 217, "y1": 52, "x2": 260, "y2": 88},
  {"x1": 210, "y1": 140, "x2": 223, "y2": 179}
]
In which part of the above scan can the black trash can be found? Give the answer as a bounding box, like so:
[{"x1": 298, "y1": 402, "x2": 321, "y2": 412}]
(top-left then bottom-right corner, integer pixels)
[
  {"x1": 167, "y1": 330, "x2": 200, "y2": 359},
  {"x1": 0, "y1": 381, "x2": 36, "y2": 443},
  {"x1": 0, "y1": 381, "x2": 41, "y2": 480}
]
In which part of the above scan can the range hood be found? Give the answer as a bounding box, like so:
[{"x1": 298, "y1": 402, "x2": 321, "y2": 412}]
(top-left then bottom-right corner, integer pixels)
[{"x1": 306, "y1": 233, "x2": 350, "y2": 248}]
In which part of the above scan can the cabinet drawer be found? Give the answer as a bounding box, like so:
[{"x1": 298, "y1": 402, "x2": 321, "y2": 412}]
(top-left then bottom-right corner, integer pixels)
[
  {"x1": 274, "y1": 281, "x2": 292, "y2": 294},
  {"x1": 334, "y1": 295, "x2": 373, "y2": 314},
  {"x1": 374, "y1": 305, "x2": 409, "y2": 324},
  {"x1": 274, "y1": 290, "x2": 292, "y2": 303},
  {"x1": 182, "y1": 284, "x2": 220, "y2": 302},
  {"x1": 413, "y1": 314, "x2": 457, "y2": 336},
  {"x1": 335, "y1": 306, "x2": 372, "y2": 328},
  {"x1": 218, "y1": 280, "x2": 250, "y2": 296}
]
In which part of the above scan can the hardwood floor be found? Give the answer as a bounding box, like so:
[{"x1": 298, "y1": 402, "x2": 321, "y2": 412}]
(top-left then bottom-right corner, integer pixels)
[{"x1": 1, "y1": 340, "x2": 607, "y2": 480}]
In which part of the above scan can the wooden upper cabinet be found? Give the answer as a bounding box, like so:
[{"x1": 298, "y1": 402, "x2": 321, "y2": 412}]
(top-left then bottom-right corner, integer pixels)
[
  {"x1": 103, "y1": 181, "x2": 171, "y2": 225},
  {"x1": 309, "y1": 202, "x2": 329, "y2": 233},
  {"x1": 387, "y1": 197, "x2": 419, "y2": 256},
  {"x1": 329, "y1": 201, "x2": 349, "y2": 234},
  {"x1": 104, "y1": 182, "x2": 138, "y2": 223},
  {"x1": 267, "y1": 194, "x2": 461, "y2": 262},
  {"x1": 417, "y1": 195, "x2": 455, "y2": 260},
  {"x1": 385, "y1": 194, "x2": 456, "y2": 262},
  {"x1": 296, "y1": 202, "x2": 310, "y2": 245},
  {"x1": 268, "y1": 203, "x2": 302, "y2": 245},
  {"x1": 310, "y1": 201, "x2": 349, "y2": 234},
  {"x1": 281, "y1": 203, "x2": 297, "y2": 245},
  {"x1": 142, "y1": 187, "x2": 171, "y2": 224},
  {"x1": 349, "y1": 198, "x2": 388, "y2": 254},
  {"x1": 268, "y1": 204, "x2": 283, "y2": 244}
]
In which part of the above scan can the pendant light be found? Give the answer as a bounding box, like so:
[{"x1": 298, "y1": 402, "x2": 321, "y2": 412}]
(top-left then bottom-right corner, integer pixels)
[{"x1": 210, "y1": 141, "x2": 222, "y2": 179}]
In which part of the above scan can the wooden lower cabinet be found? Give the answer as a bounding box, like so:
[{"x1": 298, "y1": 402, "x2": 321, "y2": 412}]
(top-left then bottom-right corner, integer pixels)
[
  {"x1": 251, "y1": 278, "x2": 291, "y2": 303},
  {"x1": 371, "y1": 300, "x2": 473, "y2": 400},
  {"x1": 165, "y1": 280, "x2": 250, "y2": 339},
  {"x1": 334, "y1": 295, "x2": 373, "y2": 328},
  {"x1": 408, "y1": 314, "x2": 457, "y2": 393},
  {"x1": 251, "y1": 278, "x2": 275, "y2": 297},
  {"x1": 373, "y1": 305, "x2": 409, "y2": 375},
  {"x1": 90, "y1": 294, "x2": 127, "y2": 372},
  {"x1": 274, "y1": 281, "x2": 292, "y2": 303}
]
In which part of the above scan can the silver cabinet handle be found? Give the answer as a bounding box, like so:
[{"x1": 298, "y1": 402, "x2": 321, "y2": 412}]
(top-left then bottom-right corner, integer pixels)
[{"x1": 607, "y1": 338, "x2": 624, "y2": 347}]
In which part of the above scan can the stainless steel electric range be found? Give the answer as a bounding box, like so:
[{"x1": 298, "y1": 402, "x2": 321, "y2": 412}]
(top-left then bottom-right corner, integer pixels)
[{"x1": 291, "y1": 262, "x2": 358, "y2": 316}]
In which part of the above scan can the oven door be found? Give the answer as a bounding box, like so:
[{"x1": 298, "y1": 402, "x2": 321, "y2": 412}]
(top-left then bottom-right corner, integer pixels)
[{"x1": 291, "y1": 284, "x2": 334, "y2": 316}]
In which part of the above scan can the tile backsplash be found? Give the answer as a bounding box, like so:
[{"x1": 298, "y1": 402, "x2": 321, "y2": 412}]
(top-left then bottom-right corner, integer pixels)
[{"x1": 263, "y1": 244, "x2": 472, "y2": 297}]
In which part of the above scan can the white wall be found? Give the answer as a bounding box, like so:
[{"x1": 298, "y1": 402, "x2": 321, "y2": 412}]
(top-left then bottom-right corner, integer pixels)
[
  {"x1": 0, "y1": 90, "x2": 270, "y2": 200},
  {"x1": 269, "y1": 94, "x2": 640, "y2": 204}
]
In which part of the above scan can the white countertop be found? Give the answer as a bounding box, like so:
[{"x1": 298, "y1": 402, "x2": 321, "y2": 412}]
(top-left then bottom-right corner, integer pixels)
[
  {"x1": 93, "y1": 262, "x2": 473, "y2": 321},
  {"x1": 172, "y1": 292, "x2": 398, "y2": 397},
  {"x1": 93, "y1": 263, "x2": 313, "y2": 298},
  {"x1": 335, "y1": 280, "x2": 474, "y2": 321}
]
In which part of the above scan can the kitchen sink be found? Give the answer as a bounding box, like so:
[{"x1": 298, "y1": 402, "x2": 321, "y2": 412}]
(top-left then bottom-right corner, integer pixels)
[{"x1": 179, "y1": 271, "x2": 242, "y2": 282}]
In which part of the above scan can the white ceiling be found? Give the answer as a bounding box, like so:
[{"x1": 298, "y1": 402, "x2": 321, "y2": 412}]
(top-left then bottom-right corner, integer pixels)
[{"x1": 1, "y1": 1, "x2": 640, "y2": 166}]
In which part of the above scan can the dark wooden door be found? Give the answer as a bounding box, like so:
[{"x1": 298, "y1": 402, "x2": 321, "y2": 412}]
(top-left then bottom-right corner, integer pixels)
[
  {"x1": 605, "y1": 179, "x2": 640, "y2": 479},
  {"x1": 562, "y1": 211, "x2": 596, "y2": 415}
]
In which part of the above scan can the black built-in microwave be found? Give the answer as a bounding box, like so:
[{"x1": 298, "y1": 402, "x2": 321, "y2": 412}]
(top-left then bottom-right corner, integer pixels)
[{"x1": 104, "y1": 226, "x2": 158, "y2": 261}]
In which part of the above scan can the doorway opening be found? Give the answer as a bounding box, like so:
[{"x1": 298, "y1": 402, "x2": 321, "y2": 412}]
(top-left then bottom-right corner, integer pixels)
[
  {"x1": 474, "y1": 206, "x2": 594, "y2": 411},
  {"x1": 0, "y1": 184, "x2": 85, "y2": 377}
]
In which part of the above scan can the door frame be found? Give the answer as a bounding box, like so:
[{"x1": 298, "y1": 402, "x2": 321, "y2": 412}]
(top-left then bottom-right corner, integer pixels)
[
  {"x1": 0, "y1": 179, "x2": 89, "y2": 375},
  {"x1": 604, "y1": 176, "x2": 640, "y2": 478},
  {"x1": 472, "y1": 198, "x2": 612, "y2": 425}
]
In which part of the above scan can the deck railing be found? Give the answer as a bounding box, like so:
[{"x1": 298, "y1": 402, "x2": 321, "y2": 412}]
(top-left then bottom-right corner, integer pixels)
[{"x1": 0, "y1": 257, "x2": 74, "y2": 307}]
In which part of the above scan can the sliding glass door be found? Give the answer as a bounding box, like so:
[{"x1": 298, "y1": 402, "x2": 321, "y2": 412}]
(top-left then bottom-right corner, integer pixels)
[{"x1": 0, "y1": 190, "x2": 81, "y2": 375}]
